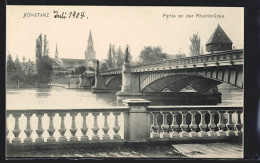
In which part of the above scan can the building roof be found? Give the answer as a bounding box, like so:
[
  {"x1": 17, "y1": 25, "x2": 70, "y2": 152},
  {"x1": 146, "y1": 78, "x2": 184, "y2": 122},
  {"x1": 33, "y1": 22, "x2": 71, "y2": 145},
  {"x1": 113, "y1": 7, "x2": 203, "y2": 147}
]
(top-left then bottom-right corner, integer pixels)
[{"x1": 206, "y1": 24, "x2": 233, "y2": 45}]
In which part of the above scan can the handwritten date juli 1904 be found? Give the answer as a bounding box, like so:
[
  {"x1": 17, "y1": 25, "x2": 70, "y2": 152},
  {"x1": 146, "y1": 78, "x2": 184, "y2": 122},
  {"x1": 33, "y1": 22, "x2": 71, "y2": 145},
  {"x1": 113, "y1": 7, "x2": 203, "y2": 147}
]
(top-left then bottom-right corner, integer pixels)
[{"x1": 53, "y1": 10, "x2": 88, "y2": 20}]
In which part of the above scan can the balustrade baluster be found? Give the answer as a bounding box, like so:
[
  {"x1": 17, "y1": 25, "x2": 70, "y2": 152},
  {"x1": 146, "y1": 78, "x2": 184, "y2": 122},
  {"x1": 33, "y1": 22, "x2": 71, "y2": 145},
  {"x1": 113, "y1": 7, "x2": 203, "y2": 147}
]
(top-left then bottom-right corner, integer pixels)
[
  {"x1": 170, "y1": 111, "x2": 179, "y2": 137},
  {"x1": 198, "y1": 111, "x2": 208, "y2": 137},
  {"x1": 81, "y1": 112, "x2": 89, "y2": 141},
  {"x1": 58, "y1": 112, "x2": 67, "y2": 141},
  {"x1": 208, "y1": 111, "x2": 217, "y2": 136},
  {"x1": 12, "y1": 113, "x2": 21, "y2": 143},
  {"x1": 235, "y1": 111, "x2": 243, "y2": 136},
  {"x1": 47, "y1": 113, "x2": 56, "y2": 142},
  {"x1": 217, "y1": 111, "x2": 226, "y2": 136},
  {"x1": 102, "y1": 112, "x2": 110, "y2": 140},
  {"x1": 113, "y1": 112, "x2": 121, "y2": 140},
  {"x1": 36, "y1": 113, "x2": 44, "y2": 143},
  {"x1": 151, "y1": 112, "x2": 160, "y2": 138},
  {"x1": 161, "y1": 112, "x2": 170, "y2": 138},
  {"x1": 189, "y1": 111, "x2": 198, "y2": 137},
  {"x1": 24, "y1": 113, "x2": 33, "y2": 143},
  {"x1": 226, "y1": 111, "x2": 235, "y2": 136},
  {"x1": 179, "y1": 111, "x2": 189, "y2": 137},
  {"x1": 6, "y1": 113, "x2": 10, "y2": 143},
  {"x1": 92, "y1": 112, "x2": 100, "y2": 140},
  {"x1": 70, "y1": 112, "x2": 78, "y2": 141}
]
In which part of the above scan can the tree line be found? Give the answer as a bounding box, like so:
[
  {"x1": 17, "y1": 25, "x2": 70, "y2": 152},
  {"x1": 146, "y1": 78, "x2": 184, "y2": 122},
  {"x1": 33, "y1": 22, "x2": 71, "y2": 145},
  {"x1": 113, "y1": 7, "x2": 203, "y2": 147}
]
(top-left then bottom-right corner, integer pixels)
[
  {"x1": 101, "y1": 32, "x2": 203, "y2": 71},
  {"x1": 6, "y1": 34, "x2": 53, "y2": 87},
  {"x1": 6, "y1": 54, "x2": 38, "y2": 86},
  {"x1": 100, "y1": 44, "x2": 133, "y2": 71}
]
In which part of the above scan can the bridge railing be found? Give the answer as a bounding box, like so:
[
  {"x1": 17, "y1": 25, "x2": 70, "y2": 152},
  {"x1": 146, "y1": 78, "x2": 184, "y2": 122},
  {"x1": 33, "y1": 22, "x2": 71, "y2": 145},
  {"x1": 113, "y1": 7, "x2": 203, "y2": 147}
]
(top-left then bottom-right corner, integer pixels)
[
  {"x1": 6, "y1": 107, "x2": 129, "y2": 144},
  {"x1": 131, "y1": 49, "x2": 243, "y2": 72},
  {"x1": 147, "y1": 105, "x2": 243, "y2": 140},
  {"x1": 6, "y1": 99, "x2": 243, "y2": 152},
  {"x1": 101, "y1": 49, "x2": 243, "y2": 75}
]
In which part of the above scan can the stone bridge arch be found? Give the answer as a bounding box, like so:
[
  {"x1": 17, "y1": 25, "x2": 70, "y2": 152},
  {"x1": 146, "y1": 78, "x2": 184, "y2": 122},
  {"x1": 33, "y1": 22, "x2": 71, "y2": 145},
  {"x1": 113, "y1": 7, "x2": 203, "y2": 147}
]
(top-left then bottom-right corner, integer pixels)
[{"x1": 105, "y1": 76, "x2": 122, "y2": 91}]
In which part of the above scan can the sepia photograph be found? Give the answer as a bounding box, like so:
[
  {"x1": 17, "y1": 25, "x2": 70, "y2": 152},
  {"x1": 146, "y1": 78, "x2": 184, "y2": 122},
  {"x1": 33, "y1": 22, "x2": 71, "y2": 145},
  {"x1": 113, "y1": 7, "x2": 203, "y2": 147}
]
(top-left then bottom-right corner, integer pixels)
[{"x1": 6, "y1": 5, "x2": 244, "y2": 158}]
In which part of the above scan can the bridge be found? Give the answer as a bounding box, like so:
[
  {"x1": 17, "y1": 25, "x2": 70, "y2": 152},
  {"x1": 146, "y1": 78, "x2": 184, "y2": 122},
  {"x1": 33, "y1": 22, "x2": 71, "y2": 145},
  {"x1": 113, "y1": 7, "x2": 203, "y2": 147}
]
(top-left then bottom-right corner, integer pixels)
[{"x1": 89, "y1": 49, "x2": 243, "y2": 104}]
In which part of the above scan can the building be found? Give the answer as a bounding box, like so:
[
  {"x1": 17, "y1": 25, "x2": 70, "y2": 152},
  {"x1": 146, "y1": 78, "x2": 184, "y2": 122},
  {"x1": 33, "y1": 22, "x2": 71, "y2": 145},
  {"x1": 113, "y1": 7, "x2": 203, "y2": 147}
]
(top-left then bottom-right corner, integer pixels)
[
  {"x1": 85, "y1": 30, "x2": 96, "y2": 67},
  {"x1": 87, "y1": 59, "x2": 98, "y2": 70},
  {"x1": 52, "y1": 44, "x2": 86, "y2": 76},
  {"x1": 52, "y1": 30, "x2": 97, "y2": 76},
  {"x1": 206, "y1": 24, "x2": 233, "y2": 52}
]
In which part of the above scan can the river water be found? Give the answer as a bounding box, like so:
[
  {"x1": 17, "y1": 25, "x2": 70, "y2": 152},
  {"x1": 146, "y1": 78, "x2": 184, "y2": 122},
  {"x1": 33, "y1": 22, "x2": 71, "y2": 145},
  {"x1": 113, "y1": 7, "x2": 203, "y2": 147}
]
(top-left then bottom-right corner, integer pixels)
[
  {"x1": 6, "y1": 83, "x2": 242, "y2": 110},
  {"x1": 6, "y1": 83, "x2": 243, "y2": 143}
]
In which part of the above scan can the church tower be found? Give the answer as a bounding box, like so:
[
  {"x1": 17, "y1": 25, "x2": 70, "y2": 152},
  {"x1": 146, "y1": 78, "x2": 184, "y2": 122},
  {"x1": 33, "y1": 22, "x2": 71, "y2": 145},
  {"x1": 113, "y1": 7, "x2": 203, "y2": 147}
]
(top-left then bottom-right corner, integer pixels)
[
  {"x1": 55, "y1": 43, "x2": 58, "y2": 59},
  {"x1": 85, "y1": 30, "x2": 96, "y2": 62}
]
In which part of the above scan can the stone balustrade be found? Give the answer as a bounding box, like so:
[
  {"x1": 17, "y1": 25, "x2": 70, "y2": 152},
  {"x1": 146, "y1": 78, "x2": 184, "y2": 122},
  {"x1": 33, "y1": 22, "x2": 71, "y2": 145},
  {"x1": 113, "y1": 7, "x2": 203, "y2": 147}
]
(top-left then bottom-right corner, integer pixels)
[
  {"x1": 6, "y1": 100, "x2": 243, "y2": 147},
  {"x1": 148, "y1": 106, "x2": 243, "y2": 140},
  {"x1": 6, "y1": 107, "x2": 129, "y2": 144}
]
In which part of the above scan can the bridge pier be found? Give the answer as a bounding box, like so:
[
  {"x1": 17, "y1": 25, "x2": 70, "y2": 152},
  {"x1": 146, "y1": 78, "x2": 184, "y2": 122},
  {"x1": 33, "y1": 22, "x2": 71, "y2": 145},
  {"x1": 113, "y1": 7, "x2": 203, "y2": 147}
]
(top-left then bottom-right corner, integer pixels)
[
  {"x1": 116, "y1": 47, "x2": 139, "y2": 99},
  {"x1": 79, "y1": 73, "x2": 94, "y2": 89},
  {"x1": 92, "y1": 60, "x2": 114, "y2": 93}
]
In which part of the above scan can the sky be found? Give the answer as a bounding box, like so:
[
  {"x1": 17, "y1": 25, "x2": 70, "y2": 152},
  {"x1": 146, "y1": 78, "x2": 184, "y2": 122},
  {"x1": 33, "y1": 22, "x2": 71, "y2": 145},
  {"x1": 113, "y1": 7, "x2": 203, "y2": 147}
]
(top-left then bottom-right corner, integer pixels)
[{"x1": 6, "y1": 6, "x2": 244, "y2": 61}]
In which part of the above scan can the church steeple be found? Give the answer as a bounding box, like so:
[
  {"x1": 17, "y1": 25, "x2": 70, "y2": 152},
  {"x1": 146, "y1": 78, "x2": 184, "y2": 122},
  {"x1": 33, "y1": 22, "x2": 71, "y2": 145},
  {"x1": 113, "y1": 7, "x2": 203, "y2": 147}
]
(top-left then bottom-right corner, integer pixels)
[
  {"x1": 87, "y1": 30, "x2": 94, "y2": 51},
  {"x1": 55, "y1": 43, "x2": 58, "y2": 59},
  {"x1": 85, "y1": 30, "x2": 96, "y2": 62}
]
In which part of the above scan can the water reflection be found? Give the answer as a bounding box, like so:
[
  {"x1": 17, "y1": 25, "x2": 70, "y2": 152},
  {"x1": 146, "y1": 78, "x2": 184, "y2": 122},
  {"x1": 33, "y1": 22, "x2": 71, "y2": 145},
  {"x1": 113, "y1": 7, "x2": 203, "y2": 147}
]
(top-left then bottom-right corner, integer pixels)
[{"x1": 36, "y1": 88, "x2": 51, "y2": 98}]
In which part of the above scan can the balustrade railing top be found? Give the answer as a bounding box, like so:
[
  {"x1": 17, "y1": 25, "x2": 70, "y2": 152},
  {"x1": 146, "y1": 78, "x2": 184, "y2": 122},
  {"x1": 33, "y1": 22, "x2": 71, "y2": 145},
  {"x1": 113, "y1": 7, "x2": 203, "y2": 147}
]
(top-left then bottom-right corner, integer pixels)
[
  {"x1": 147, "y1": 105, "x2": 243, "y2": 111},
  {"x1": 6, "y1": 107, "x2": 129, "y2": 114}
]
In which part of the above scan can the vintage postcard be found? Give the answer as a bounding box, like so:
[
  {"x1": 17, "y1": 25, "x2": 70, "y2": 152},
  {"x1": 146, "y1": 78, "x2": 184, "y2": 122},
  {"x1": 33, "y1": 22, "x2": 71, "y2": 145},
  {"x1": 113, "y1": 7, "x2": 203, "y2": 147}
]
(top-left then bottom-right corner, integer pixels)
[{"x1": 6, "y1": 5, "x2": 244, "y2": 158}]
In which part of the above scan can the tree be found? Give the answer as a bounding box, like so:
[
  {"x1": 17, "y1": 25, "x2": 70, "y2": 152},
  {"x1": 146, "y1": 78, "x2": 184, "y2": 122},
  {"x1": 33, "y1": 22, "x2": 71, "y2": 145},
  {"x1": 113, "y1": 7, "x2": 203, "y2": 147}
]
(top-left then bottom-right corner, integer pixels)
[
  {"x1": 107, "y1": 44, "x2": 113, "y2": 69},
  {"x1": 6, "y1": 54, "x2": 16, "y2": 83},
  {"x1": 35, "y1": 34, "x2": 53, "y2": 84},
  {"x1": 200, "y1": 47, "x2": 204, "y2": 55},
  {"x1": 189, "y1": 33, "x2": 201, "y2": 56},
  {"x1": 111, "y1": 44, "x2": 116, "y2": 66},
  {"x1": 75, "y1": 65, "x2": 86, "y2": 75},
  {"x1": 139, "y1": 46, "x2": 168, "y2": 64},
  {"x1": 6, "y1": 54, "x2": 26, "y2": 84},
  {"x1": 6, "y1": 54, "x2": 16, "y2": 73},
  {"x1": 37, "y1": 55, "x2": 53, "y2": 83},
  {"x1": 14, "y1": 56, "x2": 23, "y2": 72},
  {"x1": 115, "y1": 46, "x2": 124, "y2": 68},
  {"x1": 43, "y1": 35, "x2": 50, "y2": 56},
  {"x1": 36, "y1": 34, "x2": 42, "y2": 62},
  {"x1": 100, "y1": 61, "x2": 109, "y2": 72}
]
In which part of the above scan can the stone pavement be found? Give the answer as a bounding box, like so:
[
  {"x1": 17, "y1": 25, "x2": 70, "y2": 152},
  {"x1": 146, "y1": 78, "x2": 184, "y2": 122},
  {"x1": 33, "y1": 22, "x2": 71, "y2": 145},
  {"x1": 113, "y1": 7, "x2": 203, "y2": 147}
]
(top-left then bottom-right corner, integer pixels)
[{"x1": 6, "y1": 142, "x2": 242, "y2": 159}]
